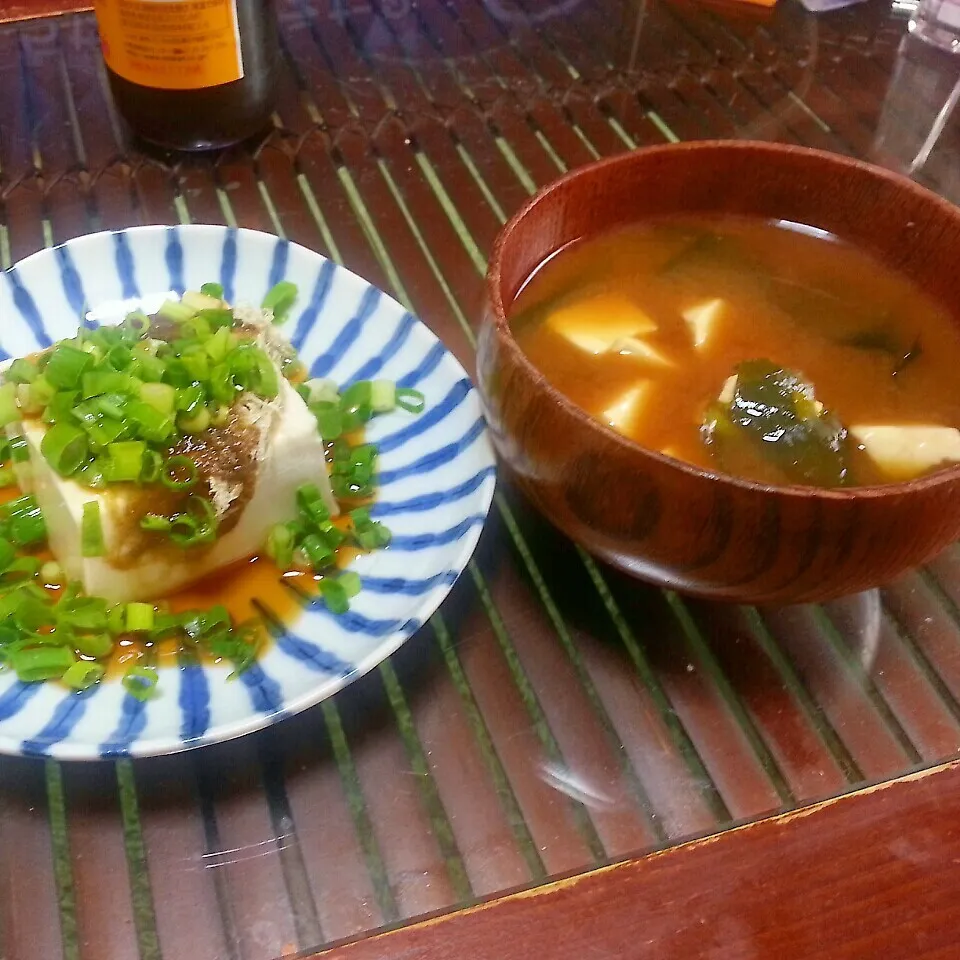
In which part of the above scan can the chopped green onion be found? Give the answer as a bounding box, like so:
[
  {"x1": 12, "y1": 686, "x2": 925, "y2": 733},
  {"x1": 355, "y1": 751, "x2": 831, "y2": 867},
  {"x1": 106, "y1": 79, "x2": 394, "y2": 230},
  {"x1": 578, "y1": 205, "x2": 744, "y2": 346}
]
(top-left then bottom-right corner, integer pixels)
[
  {"x1": 124, "y1": 311, "x2": 151, "y2": 335},
  {"x1": 140, "y1": 449, "x2": 162, "y2": 484},
  {"x1": 0, "y1": 537, "x2": 14, "y2": 573},
  {"x1": 200, "y1": 282, "x2": 224, "y2": 299},
  {"x1": 10, "y1": 646, "x2": 75, "y2": 682},
  {"x1": 0, "y1": 557, "x2": 41, "y2": 583},
  {"x1": 106, "y1": 344, "x2": 132, "y2": 370},
  {"x1": 304, "y1": 378, "x2": 339, "y2": 405},
  {"x1": 77, "y1": 460, "x2": 107, "y2": 490},
  {"x1": 62, "y1": 661, "x2": 105, "y2": 691},
  {"x1": 6, "y1": 357, "x2": 39, "y2": 384},
  {"x1": 265, "y1": 523, "x2": 294, "y2": 569},
  {"x1": 12, "y1": 594, "x2": 56, "y2": 632},
  {"x1": 339, "y1": 381, "x2": 373, "y2": 425},
  {"x1": 310, "y1": 402, "x2": 343, "y2": 440},
  {"x1": 140, "y1": 514, "x2": 172, "y2": 533},
  {"x1": 139, "y1": 381, "x2": 176, "y2": 415},
  {"x1": 318, "y1": 577, "x2": 349, "y2": 614},
  {"x1": 168, "y1": 496, "x2": 218, "y2": 547},
  {"x1": 356, "y1": 524, "x2": 391, "y2": 550},
  {"x1": 28, "y1": 375, "x2": 56, "y2": 410},
  {"x1": 262, "y1": 281, "x2": 298, "y2": 323},
  {"x1": 0, "y1": 382, "x2": 19, "y2": 428},
  {"x1": 59, "y1": 596, "x2": 108, "y2": 630},
  {"x1": 370, "y1": 379, "x2": 396, "y2": 413},
  {"x1": 81, "y1": 501, "x2": 105, "y2": 558},
  {"x1": 176, "y1": 383, "x2": 204, "y2": 414},
  {"x1": 125, "y1": 603, "x2": 155, "y2": 632},
  {"x1": 157, "y1": 299, "x2": 195, "y2": 323},
  {"x1": 256, "y1": 353, "x2": 279, "y2": 398},
  {"x1": 41, "y1": 423, "x2": 88, "y2": 476},
  {"x1": 74, "y1": 633, "x2": 113, "y2": 658},
  {"x1": 182, "y1": 290, "x2": 223, "y2": 314},
  {"x1": 40, "y1": 561, "x2": 62, "y2": 585},
  {"x1": 107, "y1": 604, "x2": 125, "y2": 635},
  {"x1": 105, "y1": 441, "x2": 146, "y2": 483},
  {"x1": 0, "y1": 467, "x2": 16, "y2": 489},
  {"x1": 161, "y1": 455, "x2": 198, "y2": 491},
  {"x1": 93, "y1": 393, "x2": 128, "y2": 421},
  {"x1": 181, "y1": 315, "x2": 212, "y2": 343},
  {"x1": 338, "y1": 570, "x2": 361, "y2": 597},
  {"x1": 296, "y1": 484, "x2": 330, "y2": 521},
  {"x1": 396, "y1": 388, "x2": 426, "y2": 414},
  {"x1": 351, "y1": 507, "x2": 391, "y2": 550},
  {"x1": 126, "y1": 399, "x2": 174, "y2": 443},
  {"x1": 81, "y1": 369, "x2": 128, "y2": 398},
  {"x1": 178, "y1": 407, "x2": 210, "y2": 435},
  {"x1": 84, "y1": 417, "x2": 125, "y2": 450},
  {"x1": 8, "y1": 435, "x2": 29, "y2": 463},
  {"x1": 44, "y1": 344, "x2": 92, "y2": 389},
  {"x1": 2, "y1": 495, "x2": 46, "y2": 546},
  {"x1": 15, "y1": 382, "x2": 41, "y2": 415},
  {"x1": 133, "y1": 352, "x2": 166, "y2": 383},
  {"x1": 122, "y1": 665, "x2": 159, "y2": 701},
  {"x1": 180, "y1": 348, "x2": 210, "y2": 383},
  {"x1": 301, "y1": 533, "x2": 334, "y2": 569},
  {"x1": 204, "y1": 325, "x2": 233, "y2": 363}
]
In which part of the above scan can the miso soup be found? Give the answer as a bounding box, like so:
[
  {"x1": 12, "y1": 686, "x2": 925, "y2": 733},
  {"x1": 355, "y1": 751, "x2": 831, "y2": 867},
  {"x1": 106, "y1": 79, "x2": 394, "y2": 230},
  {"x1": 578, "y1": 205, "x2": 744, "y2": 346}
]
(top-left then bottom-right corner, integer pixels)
[{"x1": 509, "y1": 215, "x2": 960, "y2": 488}]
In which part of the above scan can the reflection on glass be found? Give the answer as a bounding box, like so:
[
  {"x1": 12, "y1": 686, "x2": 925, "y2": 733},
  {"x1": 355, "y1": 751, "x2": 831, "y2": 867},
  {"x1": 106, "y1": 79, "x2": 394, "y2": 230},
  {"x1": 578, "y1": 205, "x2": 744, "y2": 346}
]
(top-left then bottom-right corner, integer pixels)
[
  {"x1": 911, "y1": 0, "x2": 960, "y2": 52},
  {"x1": 872, "y1": 32, "x2": 960, "y2": 200}
]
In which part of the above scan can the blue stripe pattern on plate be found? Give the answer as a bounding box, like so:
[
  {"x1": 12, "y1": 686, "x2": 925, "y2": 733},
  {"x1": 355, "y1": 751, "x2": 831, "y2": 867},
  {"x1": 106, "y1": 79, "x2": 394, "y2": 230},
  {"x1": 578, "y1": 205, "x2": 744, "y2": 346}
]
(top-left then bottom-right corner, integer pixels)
[
  {"x1": 179, "y1": 663, "x2": 211, "y2": 743},
  {"x1": 22, "y1": 687, "x2": 98, "y2": 756},
  {"x1": 55, "y1": 245, "x2": 89, "y2": 326},
  {"x1": 100, "y1": 694, "x2": 150, "y2": 757},
  {"x1": 165, "y1": 226, "x2": 185, "y2": 294},
  {"x1": 220, "y1": 229, "x2": 238, "y2": 304},
  {"x1": 113, "y1": 231, "x2": 139, "y2": 298},
  {"x1": 310, "y1": 285, "x2": 381, "y2": 378},
  {"x1": 6, "y1": 267, "x2": 52, "y2": 348},
  {"x1": 291, "y1": 259, "x2": 336, "y2": 351}
]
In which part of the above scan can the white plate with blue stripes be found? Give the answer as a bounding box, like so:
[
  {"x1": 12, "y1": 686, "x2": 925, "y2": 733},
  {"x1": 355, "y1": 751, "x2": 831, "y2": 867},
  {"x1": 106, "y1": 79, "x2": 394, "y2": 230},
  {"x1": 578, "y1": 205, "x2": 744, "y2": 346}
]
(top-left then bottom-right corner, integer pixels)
[{"x1": 0, "y1": 225, "x2": 496, "y2": 759}]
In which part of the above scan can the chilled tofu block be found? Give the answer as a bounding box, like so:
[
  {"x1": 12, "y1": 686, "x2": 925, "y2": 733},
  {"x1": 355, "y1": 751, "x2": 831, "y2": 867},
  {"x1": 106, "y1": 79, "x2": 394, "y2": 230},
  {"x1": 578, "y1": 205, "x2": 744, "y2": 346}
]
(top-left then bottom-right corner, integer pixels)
[
  {"x1": 850, "y1": 425, "x2": 960, "y2": 480},
  {"x1": 682, "y1": 299, "x2": 724, "y2": 350},
  {"x1": 601, "y1": 383, "x2": 650, "y2": 434},
  {"x1": 10, "y1": 376, "x2": 335, "y2": 603},
  {"x1": 607, "y1": 336, "x2": 673, "y2": 367},
  {"x1": 547, "y1": 293, "x2": 657, "y2": 355}
]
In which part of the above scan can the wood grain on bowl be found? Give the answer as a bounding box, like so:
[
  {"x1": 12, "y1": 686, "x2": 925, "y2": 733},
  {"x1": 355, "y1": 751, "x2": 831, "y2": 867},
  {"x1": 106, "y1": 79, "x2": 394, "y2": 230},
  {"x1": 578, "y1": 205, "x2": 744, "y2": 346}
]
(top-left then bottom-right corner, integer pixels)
[{"x1": 478, "y1": 141, "x2": 960, "y2": 603}]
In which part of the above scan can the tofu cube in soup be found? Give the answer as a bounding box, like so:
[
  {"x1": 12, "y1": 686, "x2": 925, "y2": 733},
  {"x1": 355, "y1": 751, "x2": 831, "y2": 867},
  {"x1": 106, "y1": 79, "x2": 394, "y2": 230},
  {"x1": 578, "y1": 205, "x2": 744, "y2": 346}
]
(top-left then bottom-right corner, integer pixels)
[
  {"x1": 602, "y1": 383, "x2": 651, "y2": 434},
  {"x1": 850, "y1": 425, "x2": 960, "y2": 481},
  {"x1": 547, "y1": 293, "x2": 657, "y2": 355},
  {"x1": 607, "y1": 336, "x2": 673, "y2": 367},
  {"x1": 682, "y1": 299, "x2": 725, "y2": 350}
]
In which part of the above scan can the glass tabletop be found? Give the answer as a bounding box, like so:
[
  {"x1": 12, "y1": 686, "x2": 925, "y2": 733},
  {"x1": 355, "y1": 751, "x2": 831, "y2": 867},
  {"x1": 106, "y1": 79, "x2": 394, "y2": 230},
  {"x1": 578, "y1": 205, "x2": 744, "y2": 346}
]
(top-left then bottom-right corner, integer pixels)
[{"x1": 2, "y1": 0, "x2": 960, "y2": 957}]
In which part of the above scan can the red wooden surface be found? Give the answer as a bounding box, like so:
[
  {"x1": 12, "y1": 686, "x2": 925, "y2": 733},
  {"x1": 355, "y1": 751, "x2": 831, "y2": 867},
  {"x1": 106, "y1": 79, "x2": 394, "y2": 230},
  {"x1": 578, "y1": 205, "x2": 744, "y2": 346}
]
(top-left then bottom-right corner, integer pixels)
[{"x1": 314, "y1": 760, "x2": 960, "y2": 960}]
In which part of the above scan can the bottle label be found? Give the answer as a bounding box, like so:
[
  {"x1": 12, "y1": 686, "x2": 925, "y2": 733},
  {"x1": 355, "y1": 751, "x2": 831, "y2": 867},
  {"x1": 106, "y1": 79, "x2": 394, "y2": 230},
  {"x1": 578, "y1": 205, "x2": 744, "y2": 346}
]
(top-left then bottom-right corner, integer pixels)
[{"x1": 94, "y1": 0, "x2": 244, "y2": 91}]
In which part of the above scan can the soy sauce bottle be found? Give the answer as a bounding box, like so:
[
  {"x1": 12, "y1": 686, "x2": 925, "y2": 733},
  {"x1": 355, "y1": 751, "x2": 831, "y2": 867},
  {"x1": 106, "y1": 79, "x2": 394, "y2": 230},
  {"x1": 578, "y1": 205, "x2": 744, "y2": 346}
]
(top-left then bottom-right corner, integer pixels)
[{"x1": 94, "y1": 0, "x2": 280, "y2": 151}]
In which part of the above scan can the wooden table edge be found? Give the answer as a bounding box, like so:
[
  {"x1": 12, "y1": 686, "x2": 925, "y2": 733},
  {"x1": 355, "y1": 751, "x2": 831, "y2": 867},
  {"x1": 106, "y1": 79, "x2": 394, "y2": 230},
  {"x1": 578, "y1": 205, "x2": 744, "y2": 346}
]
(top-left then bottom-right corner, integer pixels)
[
  {"x1": 307, "y1": 759, "x2": 960, "y2": 959},
  {"x1": 0, "y1": 0, "x2": 91, "y2": 25}
]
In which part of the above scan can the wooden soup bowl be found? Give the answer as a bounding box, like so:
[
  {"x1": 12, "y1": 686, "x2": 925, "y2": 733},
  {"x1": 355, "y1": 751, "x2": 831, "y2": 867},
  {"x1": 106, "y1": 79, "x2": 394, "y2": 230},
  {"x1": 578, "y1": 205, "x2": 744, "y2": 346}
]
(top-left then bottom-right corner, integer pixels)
[{"x1": 477, "y1": 140, "x2": 960, "y2": 604}]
